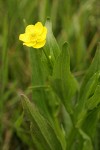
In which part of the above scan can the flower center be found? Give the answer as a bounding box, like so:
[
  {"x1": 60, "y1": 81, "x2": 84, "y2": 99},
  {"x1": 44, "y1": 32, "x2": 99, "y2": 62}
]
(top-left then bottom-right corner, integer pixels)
[{"x1": 30, "y1": 33, "x2": 37, "y2": 42}]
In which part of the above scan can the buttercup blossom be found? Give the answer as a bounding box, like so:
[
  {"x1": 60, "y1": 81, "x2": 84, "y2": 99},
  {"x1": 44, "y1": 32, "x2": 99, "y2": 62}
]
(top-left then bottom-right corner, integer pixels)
[{"x1": 19, "y1": 22, "x2": 47, "y2": 48}]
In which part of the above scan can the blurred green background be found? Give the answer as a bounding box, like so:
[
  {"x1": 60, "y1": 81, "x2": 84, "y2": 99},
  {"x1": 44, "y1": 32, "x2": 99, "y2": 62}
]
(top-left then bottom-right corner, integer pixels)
[{"x1": 0, "y1": 0, "x2": 100, "y2": 149}]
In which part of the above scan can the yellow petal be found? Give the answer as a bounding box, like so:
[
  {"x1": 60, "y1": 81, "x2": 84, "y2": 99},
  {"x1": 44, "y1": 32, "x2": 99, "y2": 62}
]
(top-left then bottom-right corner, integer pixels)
[
  {"x1": 37, "y1": 27, "x2": 47, "y2": 42},
  {"x1": 23, "y1": 42, "x2": 36, "y2": 47},
  {"x1": 19, "y1": 22, "x2": 47, "y2": 49},
  {"x1": 19, "y1": 33, "x2": 30, "y2": 42},
  {"x1": 25, "y1": 25, "x2": 35, "y2": 34},
  {"x1": 34, "y1": 22, "x2": 43, "y2": 35},
  {"x1": 33, "y1": 40, "x2": 46, "y2": 48}
]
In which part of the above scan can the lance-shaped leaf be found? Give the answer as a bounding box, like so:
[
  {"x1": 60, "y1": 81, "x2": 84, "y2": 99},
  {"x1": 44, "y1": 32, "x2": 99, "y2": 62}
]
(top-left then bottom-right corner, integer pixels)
[
  {"x1": 41, "y1": 19, "x2": 61, "y2": 76},
  {"x1": 82, "y1": 108, "x2": 99, "y2": 139},
  {"x1": 79, "y1": 43, "x2": 100, "y2": 99},
  {"x1": 75, "y1": 43, "x2": 100, "y2": 126},
  {"x1": 51, "y1": 42, "x2": 78, "y2": 114},
  {"x1": 44, "y1": 18, "x2": 60, "y2": 60},
  {"x1": 75, "y1": 72, "x2": 100, "y2": 127},
  {"x1": 21, "y1": 94, "x2": 66, "y2": 150},
  {"x1": 86, "y1": 85, "x2": 100, "y2": 110},
  {"x1": 30, "y1": 47, "x2": 52, "y2": 121},
  {"x1": 79, "y1": 129, "x2": 93, "y2": 150}
]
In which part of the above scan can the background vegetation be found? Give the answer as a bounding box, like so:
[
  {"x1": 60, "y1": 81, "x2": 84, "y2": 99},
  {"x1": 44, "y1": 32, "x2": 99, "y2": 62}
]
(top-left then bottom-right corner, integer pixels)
[{"x1": 0, "y1": 0, "x2": 100, "y2": 150}]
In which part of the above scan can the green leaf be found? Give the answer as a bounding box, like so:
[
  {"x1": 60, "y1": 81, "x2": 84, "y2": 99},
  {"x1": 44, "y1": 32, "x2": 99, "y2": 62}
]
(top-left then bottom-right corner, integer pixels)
[
  {"x1": 75, "y1": 72, "x2": 100, "y2": 127},
  {"x1": 1, "y1": 15, "x2": 8, "y2": 95},
  {"x1": 21, "y1": 94, "x2": 66, "y2": 150},
  {"x1": 82, "y1": 108, "x2": 99, "y2": 139},
  {"x1": 15, "y1": 112, "x2": 24, "y2": 128},
  {"x1": 44, "y1": 18, "x2": 60, "y2": 60},
  {"x1": 29, "y1": 47, "x2": 52, "y2": 121},
  {"x1": 75, "y1": 43, "x2": 100, "y2": 126},
  {"x1": 14, "y1": 113, "x2": 34, "y2": 147},
  {"x1": 51, "y1": 42, "x2": 78, "y2": 114},
  {"x1": 86, "y1": 85, "x2": 100, "y2": 110},
  {"x1": 80, "y1": 43, "x2": 100, "y2": 98},
  {"x1": 79, "y1": 129, "x2": 93, "y2": 150}
]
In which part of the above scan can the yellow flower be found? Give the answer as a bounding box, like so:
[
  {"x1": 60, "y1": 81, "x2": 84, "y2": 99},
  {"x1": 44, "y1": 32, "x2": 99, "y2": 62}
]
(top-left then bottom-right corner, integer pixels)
[{"x1": 19, "y1": 22, "x2": 47, "y2": 48}]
